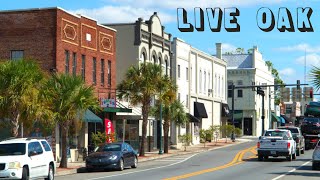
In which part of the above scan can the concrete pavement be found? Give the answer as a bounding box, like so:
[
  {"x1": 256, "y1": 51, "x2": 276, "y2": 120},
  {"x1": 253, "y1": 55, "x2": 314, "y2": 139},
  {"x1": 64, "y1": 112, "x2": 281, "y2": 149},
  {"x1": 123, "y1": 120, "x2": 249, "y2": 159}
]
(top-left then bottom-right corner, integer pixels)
[{"x1": 56, "y1": 137, "x2": 256, "y2": 177}]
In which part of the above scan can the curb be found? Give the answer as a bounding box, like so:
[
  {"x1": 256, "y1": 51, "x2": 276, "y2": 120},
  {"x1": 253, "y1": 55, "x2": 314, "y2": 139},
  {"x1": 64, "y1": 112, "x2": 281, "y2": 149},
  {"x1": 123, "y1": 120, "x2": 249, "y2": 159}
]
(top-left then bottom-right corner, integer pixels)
[{"x1": 56, "y1": 139, "x2": 254, "y2": 177}]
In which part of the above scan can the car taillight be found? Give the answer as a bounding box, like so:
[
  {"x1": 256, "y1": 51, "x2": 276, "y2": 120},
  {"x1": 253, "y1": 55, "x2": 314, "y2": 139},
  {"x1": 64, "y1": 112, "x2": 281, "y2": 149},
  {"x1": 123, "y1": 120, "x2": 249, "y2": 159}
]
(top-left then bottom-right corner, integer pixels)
[
  {"x1": 257, "y1": 142, "x2": 260, "y2": 148},
  {"x1": 311, "y1": 139, "x2": 318, "y2": 143},
  {"x1": 287, "y1": 142, "x2": 290, "y2": 149}
]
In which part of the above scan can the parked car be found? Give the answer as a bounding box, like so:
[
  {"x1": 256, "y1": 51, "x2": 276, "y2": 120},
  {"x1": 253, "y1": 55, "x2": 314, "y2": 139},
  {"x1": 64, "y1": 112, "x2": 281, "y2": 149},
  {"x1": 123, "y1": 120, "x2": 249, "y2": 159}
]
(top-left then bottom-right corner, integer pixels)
[
  {"x1": 278, "y1": 126, "x2": 305, "y2": 156},
  {"x1": 305, "y1": 101, "x2": 320, "y2": 117},
  {"x1": 0, "y1": 138, "x2": 56, "y2": 180},
  {"x1": 257, "y1": 129, "x2": 296, "y2": 161},
  {"x1": 86, "y1": 142, "x2": 138, "y2": 171},
  {"x1": 312, "y1": 139, "x2": 320, "y2": 170},
  {"x1": 301, "y1": 117, "x2": 320, "y2": 149}
]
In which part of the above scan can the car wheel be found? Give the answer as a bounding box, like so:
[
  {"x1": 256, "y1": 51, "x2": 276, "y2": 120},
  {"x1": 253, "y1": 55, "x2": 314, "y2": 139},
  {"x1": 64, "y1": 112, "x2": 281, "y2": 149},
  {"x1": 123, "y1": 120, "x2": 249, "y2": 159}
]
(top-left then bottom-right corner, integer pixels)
[
  {"x1": 312, "y1": 162, "x2": 316, "y2": 170},
  {"x1": 263, "y1": 156, "x2": 269, "y2": 160},
  {"x1": 131, "y1": 156, "x2": 138, "y2": 168},
  {"x1": 45, "y1": 164, "x2": 54, "y2": 180},
  {"x1": 296, "y1": 149, "x2": 300, "y2": 156},
  {"x1": 292, "y1": 152, "x2": 296, "y2": 160},
  {"x1": 258, "y1": 155, "x2": 263, "y2": 161},
  {"x1": 117, "y1": 158, "x2": 124, "y2": 171},
  {"x1": 22, "y1": 167, "x2": 29, "y2": 180},
  {"x1": 286, "y1": 154, "x2": 292, "y2": 161}
]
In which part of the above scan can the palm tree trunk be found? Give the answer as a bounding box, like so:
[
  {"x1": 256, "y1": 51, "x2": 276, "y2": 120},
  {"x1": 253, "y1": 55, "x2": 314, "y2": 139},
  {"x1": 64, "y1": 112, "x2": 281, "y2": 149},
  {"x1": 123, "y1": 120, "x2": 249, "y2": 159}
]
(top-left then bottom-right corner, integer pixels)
[
  {"x1": 10, "y1": 113, "x2": 20, "y2": 137},
  {"x1": 59, "y1": 125, "x2": 68, "y2": 168},
  {"x1": 163, "y1": 119, "x2": 170, "y2": 153},
  {"x1": 140, "y1": 104, "x2": 148, "y2": 156}
]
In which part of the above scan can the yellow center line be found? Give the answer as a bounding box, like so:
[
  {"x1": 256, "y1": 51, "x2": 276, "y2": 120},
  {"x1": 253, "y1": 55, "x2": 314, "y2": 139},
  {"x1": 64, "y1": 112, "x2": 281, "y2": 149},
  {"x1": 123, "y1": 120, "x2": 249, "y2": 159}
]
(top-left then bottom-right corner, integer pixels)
[{"x1": 163, "y1": 146, "x2": 256, "y2": 180}]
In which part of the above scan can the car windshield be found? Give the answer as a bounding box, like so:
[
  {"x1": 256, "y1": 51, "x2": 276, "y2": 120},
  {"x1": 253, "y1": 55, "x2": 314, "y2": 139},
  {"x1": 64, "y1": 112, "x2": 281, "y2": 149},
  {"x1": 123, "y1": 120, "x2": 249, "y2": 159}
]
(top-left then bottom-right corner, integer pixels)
[
  {"x1": 303, "y1": 118, "x2": 319, "y2": 123},
  {"x1": 97, "y1": 144, "x2": 121, "y2": 152},
  {"x1": 0, "y1": 143, "x2": 26, "y2": 156},
  {"x1": 309, "y1": 102, "x2": 320, "y2": 106},
  {"x1": 278, "y1": 128, "x2": 298, "y2": 134},
  {"x1": 264, "y1": 131, "x2": 287, "y2": 137}
]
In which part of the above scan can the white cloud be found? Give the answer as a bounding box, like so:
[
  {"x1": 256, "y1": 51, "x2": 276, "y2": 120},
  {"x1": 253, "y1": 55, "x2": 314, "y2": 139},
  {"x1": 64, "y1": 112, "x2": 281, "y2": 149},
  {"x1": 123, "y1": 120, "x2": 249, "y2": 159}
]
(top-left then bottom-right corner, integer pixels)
[
  {"x1": 276, "y1": 43, "x2": 320, "y2": 53},
  {"x1": 109, "y1": 0, "x2": 287, "y2": 9},
  {"x1": 295, "y1": 53, "x2": 320, "y2": 67},
  {"x1": 279, "y1": 68, "x2": 295, "y2": 76},
  {"x1": 70, "y1": 6, "x2": 175, "y2": 24}
]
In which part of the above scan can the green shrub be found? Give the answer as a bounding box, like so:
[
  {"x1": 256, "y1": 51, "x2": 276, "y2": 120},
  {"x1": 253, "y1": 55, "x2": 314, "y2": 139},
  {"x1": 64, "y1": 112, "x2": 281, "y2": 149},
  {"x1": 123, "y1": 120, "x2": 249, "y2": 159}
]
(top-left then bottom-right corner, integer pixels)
[{"x1": 178, "y1": 134, "x2": 192, "y2": 151}]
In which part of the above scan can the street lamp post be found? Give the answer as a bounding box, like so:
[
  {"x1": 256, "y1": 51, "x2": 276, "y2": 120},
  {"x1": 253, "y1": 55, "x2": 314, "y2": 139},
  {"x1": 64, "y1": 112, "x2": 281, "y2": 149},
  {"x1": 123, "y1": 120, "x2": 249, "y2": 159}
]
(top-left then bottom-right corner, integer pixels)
[
  {"x1": 159, "y1": 101, "x2": 163, "y2": 154},
  {"x1": 231, "y1": 83, "x2": 235, "y2": 142}
]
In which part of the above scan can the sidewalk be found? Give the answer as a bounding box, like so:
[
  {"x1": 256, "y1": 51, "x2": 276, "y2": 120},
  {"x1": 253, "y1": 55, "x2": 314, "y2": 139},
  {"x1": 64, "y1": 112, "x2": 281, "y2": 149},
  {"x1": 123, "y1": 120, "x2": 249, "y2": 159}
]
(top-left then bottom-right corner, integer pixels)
[{"x1": 56, "y1": 137, "x2": 256, "y2": 176}]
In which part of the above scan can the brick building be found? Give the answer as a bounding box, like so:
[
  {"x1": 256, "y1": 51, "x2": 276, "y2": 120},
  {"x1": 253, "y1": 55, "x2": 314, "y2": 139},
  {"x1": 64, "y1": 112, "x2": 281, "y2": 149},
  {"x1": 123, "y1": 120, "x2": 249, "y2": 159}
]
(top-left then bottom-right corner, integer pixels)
[{"x1": 0, "y1": 7, "x2": 117, "y2": 161}]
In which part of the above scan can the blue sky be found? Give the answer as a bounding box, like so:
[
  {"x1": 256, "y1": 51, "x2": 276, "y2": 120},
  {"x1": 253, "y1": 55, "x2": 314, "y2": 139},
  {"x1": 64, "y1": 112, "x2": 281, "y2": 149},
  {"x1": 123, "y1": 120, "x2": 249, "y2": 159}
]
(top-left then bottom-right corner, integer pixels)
[{"x1": 2, "y1": 0, "x2": 320, "y2": 91}]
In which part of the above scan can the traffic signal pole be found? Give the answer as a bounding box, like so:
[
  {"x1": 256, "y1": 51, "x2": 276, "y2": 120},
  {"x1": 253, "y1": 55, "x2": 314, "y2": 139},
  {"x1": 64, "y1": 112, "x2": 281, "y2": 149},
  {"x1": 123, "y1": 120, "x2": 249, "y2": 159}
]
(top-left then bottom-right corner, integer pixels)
[
  {"x1": 228, "y1": 82, "x2": 308, "y2": 136},
  {"x1": 231, "y1": 83, "x2": 235, "y2": 142}
]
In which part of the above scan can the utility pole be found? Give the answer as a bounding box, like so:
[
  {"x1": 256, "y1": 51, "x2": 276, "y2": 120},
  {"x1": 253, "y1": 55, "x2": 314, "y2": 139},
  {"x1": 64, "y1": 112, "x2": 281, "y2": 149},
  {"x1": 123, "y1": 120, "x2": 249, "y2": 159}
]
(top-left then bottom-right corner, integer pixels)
[
  {"x1": 231, "y1": 83, "x2": 235, "y2": 142},
  {"x1": 257, "y1": 87, "x2": 265, "y2": 135}
]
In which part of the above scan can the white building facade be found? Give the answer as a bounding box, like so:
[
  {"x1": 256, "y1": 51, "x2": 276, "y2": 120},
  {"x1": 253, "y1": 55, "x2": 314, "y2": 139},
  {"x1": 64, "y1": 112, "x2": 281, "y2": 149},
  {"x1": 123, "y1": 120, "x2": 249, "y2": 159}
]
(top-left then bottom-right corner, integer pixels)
[
  {"x1": 105, "y1": 12, "x2": 172, "y2": 151},
  {"x1": 223, "y1": 47, "x2": 274, "y2": 136},
  {"x1": 171, "y1": 38, "x2": 228, "y2": 146}
]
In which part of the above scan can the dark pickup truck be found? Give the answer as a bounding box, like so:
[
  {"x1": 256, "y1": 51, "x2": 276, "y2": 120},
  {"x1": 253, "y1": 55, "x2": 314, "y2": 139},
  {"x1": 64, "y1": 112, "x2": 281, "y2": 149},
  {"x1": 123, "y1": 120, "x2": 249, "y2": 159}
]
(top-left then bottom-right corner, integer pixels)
[
  {"x1": 278, "y1": 126, "x2": 305, "y2": 156},
  {"x1": 301, "y1": 117, "x2": 320, "y2": 150}
]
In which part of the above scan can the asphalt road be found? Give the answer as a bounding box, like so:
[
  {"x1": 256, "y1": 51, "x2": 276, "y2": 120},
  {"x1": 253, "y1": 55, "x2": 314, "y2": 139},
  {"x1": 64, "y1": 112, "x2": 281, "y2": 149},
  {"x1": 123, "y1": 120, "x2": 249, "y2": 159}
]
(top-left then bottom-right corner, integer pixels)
[{"x1": 56, "y1": 141, "x2": 320, "y2": 180}]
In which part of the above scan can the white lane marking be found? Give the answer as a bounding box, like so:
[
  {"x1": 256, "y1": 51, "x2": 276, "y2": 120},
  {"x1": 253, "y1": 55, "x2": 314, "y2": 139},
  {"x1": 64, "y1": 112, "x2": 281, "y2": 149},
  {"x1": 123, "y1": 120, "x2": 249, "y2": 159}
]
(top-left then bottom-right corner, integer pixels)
[
  {"x1": 271, "y1": 160, "x2": 312, "y2": 180},
  {"x1": 88, "y1": 153, "x2": 199, "y2": 180},
  {"x1": 155, "y1": 159, "x2": 180, "y2": 162}
]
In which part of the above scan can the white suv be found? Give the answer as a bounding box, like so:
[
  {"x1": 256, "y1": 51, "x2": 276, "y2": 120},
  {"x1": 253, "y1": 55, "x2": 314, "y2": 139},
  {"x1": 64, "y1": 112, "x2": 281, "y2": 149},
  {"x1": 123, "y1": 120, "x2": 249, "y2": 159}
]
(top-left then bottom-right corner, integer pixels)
[{"x1": 0, "y1": 138, "x2": 56, "y2": 180}]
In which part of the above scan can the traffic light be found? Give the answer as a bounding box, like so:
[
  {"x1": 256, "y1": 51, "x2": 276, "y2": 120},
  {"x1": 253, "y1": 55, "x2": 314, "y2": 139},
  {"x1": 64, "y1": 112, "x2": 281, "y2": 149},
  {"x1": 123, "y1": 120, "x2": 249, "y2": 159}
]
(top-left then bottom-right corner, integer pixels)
[
  {"x1": 297, "y1": 80, "x2": 300, "y2": 90},
  {"x1": 257, "y1": 87, "x2": 265, "y2": 96},
  {"x1": 310, "y1": 88, "x2": 313, "y2": 99}
]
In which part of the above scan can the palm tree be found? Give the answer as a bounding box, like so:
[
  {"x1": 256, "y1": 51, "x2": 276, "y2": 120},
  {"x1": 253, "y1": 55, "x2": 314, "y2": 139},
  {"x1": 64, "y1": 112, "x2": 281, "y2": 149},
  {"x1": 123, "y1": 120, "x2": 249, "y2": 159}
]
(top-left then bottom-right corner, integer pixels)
[
  {"x1": 42, "y1": 73, "x2": 100, "y2": 168},
  {"x1": 310, "y1": 66, "x2": 320, "y2": 89},
  {"x1": 0, "y1": 59, "x2": 49, "y2": 137},
  {"x1": 151, "y1": 78, "x2": 188, "y2": 153},
  {"x1": 117, "y1": 63, "x2": 165, "y2": 156}
]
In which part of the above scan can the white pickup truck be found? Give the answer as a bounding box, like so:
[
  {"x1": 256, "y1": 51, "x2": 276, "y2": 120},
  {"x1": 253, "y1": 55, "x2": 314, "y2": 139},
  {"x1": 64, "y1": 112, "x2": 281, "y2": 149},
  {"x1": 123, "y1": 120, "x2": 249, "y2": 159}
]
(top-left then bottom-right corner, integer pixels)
[{"x1": 257, "y1": 129, "x2": 296, "y2": 161}]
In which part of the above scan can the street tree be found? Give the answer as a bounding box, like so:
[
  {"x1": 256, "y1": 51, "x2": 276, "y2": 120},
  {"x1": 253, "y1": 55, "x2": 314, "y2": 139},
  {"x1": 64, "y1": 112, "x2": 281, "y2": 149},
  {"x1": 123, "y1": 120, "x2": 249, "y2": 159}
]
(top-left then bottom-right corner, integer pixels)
[
  {"x1": 0, "y1": 59, "x2": 51, "y2": 137},
  {"x1": 265, "y1": 61, "x2": 284, "y2": 104},
  {"x1": 310, "y1": 66, "x2": 320, "y2": 90},
  {"x1": 151, "y1": 91, "x2": 188, "y2": 153},
  {"x1": 117, "y1": 63, "x2": 165, "y2": 156},
  {"x1": 42, "y1": 73, "x2": 99, "y2": 168}
]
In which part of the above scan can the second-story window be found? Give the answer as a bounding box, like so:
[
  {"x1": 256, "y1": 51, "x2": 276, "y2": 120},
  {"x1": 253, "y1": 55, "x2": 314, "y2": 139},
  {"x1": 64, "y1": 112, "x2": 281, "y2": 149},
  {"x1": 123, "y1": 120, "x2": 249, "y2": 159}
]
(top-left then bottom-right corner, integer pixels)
[
  {"x1": 199, "y1": 70, "x2": 202, "y2": 93},
  {"x1": 65, "y1": 50, "x2": 69, "y2": 74},
  {"x1": 178, "y1": 65, "x2": 180, "y2": 78},
  {"x1": 108, "y1": 60, "x2": 111, "y2": 86},
  {"x1": 186, "y1": 94, "x2": 189, "y2": 107},
  {"x1": 93, "y1": 57, "x2": 97, "y2": 85},
  {"x1": 72, "y1": 52, "x2": 77, "y2": 76},
  {"x1": 237, "y1": 80, "x2": 243, "y2": 98},
  {"x1": 204, "y1": 71, "x2": 206, "y2": 93},
  {"x1": 81, "y1": 55, "x2": 85, "y2": 80},
  {"x1": 228, "y1": 81, "x2": 233, "y2": 98},
  {"x1": 186, "y1": 67, "x2": 189, "y2": 81},
  {"x1": 101, "y1": 59, "x2": 105, "y2": 86}
]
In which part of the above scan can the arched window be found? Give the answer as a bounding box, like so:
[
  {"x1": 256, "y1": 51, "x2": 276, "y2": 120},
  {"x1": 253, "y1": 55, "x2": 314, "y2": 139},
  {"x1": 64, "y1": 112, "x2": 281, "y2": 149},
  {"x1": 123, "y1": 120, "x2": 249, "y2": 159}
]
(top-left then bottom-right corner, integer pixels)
[
  {"x1": 140, "y1": 52, "x2": 146, "y2": 62},
  {"x1": 152, "y1": 55, "x2": 156, "y2": 64},
  {"x1": 165, "y1": 59, "x2": 168, "y2": 76}
]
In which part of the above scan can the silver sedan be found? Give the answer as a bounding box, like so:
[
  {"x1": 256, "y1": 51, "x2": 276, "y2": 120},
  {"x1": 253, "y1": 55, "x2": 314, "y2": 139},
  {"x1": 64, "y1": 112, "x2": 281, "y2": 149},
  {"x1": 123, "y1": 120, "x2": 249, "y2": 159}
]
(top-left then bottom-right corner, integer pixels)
[{"x1": 312, "y1": 139, "x2": 320, "y2": 170}]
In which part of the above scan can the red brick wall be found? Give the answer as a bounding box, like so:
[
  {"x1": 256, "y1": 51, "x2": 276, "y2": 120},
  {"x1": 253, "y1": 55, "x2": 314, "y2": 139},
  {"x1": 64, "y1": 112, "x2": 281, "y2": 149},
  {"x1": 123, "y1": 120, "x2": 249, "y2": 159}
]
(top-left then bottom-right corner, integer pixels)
[
  {"x1": 56, "y1": 9, "x2": 117, "y2": 99},
  {"x1": 0, "y1": 8, "x2": 117, "y2": 100},
  {"x1": 0, "y1": 9, "x2": 57, "y2": 71}
]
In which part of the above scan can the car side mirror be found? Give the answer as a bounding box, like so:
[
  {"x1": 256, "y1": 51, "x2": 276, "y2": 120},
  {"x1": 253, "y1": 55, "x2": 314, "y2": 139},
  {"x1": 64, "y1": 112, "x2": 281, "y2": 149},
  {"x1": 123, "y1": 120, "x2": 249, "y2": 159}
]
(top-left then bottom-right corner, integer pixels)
[
  {"x1": 28, "y1": 151, "x2": 37, "y2": 157},
  {"x1": 258, "y1": 136, "x2": 261, "y2": 140}
]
